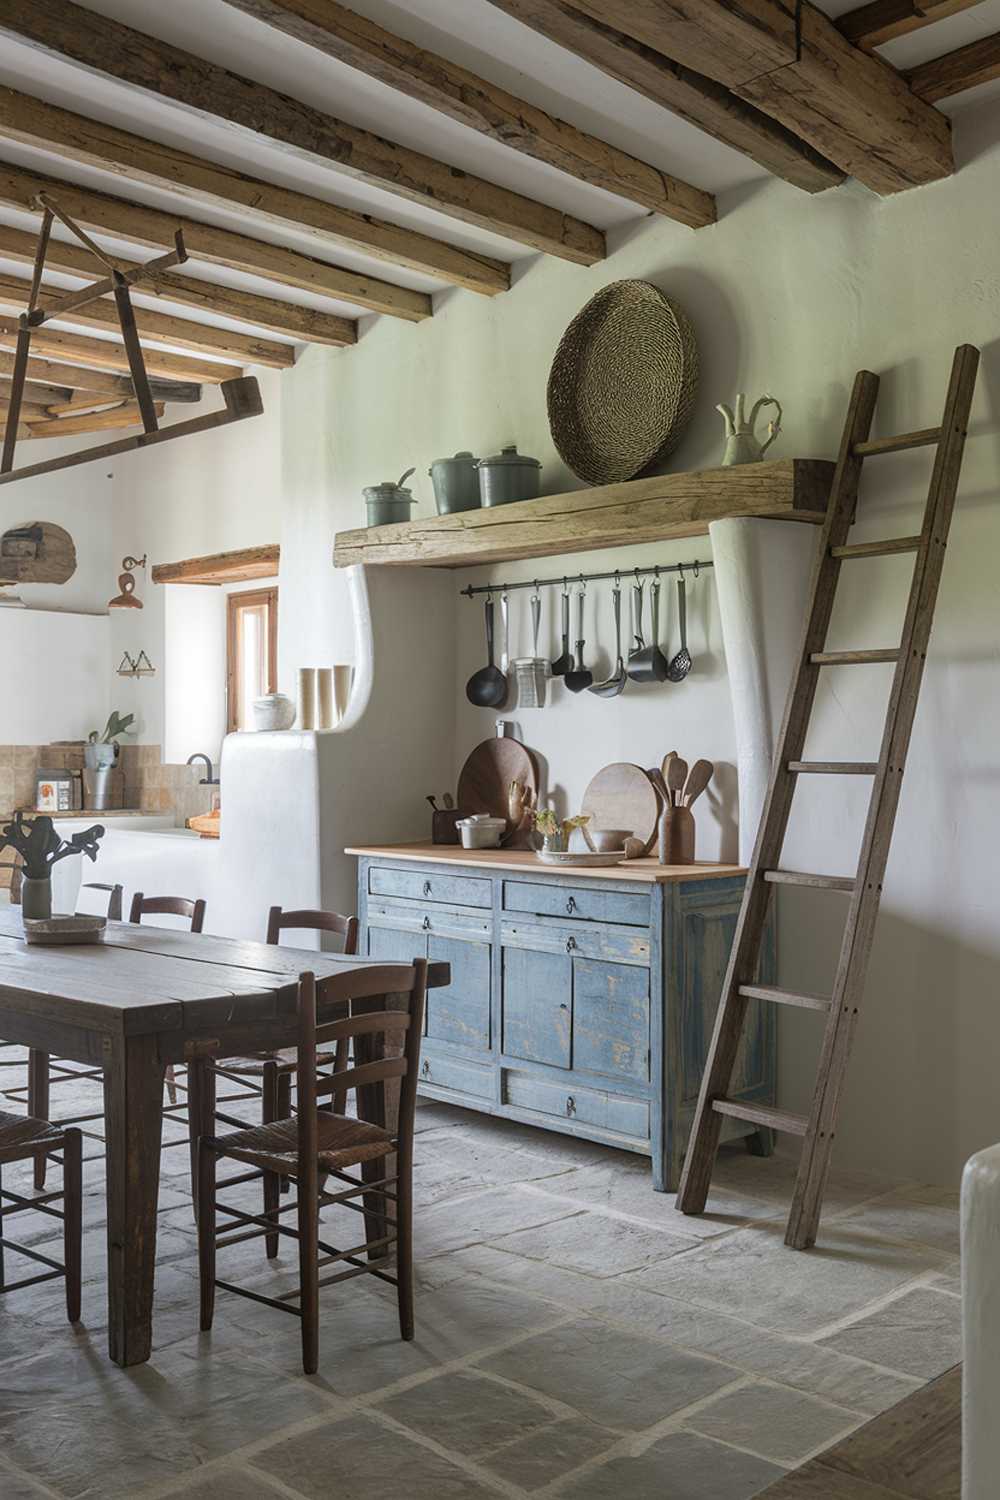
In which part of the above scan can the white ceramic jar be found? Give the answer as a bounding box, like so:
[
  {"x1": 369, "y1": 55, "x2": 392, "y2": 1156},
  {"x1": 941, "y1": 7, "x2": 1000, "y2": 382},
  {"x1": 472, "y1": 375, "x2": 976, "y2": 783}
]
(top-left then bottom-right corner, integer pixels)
[{"x1": 252, "y1": 693, "x2": 296, "y2": 731}]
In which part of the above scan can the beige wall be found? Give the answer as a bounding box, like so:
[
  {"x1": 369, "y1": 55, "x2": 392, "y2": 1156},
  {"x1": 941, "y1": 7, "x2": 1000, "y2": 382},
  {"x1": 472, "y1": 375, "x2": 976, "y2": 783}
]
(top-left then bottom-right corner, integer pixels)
[{"x1": 108, "y1": 96, "x2": 1000, "y2": 1187}]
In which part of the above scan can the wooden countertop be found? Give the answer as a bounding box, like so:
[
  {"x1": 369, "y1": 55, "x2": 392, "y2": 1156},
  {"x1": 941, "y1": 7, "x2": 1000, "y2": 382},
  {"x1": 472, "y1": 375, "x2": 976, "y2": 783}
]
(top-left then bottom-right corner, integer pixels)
[{"x1": 346, "y1": 844, "x2": 746, "y2": 884}]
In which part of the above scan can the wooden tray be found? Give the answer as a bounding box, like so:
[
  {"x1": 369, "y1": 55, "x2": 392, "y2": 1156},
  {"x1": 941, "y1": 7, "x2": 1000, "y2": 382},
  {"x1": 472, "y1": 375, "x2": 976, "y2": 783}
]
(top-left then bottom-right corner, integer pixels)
[
  {"x1": 581, "y1": 762, "x2": 660, "y2": 854},
  {"x1": 23, "y1": 914, "x2": 106, "y2": 945}
]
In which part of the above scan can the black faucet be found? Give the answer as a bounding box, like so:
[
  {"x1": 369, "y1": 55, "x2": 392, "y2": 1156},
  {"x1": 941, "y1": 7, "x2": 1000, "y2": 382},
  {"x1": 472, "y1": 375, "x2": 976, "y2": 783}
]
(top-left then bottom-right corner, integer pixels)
[{"x1": 186, "y1": 753, "x2": 219, "y2": 785}]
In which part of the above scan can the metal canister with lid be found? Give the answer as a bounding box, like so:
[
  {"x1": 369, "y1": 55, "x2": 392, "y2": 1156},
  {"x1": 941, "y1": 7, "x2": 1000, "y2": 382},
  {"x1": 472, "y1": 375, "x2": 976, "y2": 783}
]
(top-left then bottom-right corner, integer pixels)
[
  {"x1": 476, "y1": 445, "x2": 542, "y2": 507},
  {"x1": 363, "y1": 468, "x2": 416, "y2": 527},
  {"x1": 428, "y1": 451, "x2": 480, "y2": 514}
]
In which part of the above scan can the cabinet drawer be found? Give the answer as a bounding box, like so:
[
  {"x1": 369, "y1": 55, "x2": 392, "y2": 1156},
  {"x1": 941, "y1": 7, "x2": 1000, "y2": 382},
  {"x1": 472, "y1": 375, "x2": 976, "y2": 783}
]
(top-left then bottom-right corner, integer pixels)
[
  {"x1": 502, "y1": 1068, "x2": 649, "y2": 1142},
  {"x1": 419, "y1": 1051, "x2": 493, "y2": 1101},
  {"x1": 368, "y1": 899, "x2": 491, "y2": 941},
  {"x1": 369, "y1": 866, "x2": 492, "y2": 909},
  {"x1": 504, "y1": 880, "x2": 650, "y2": 928},
  {"x1": 501, "y1": 918, "x2": 650, "y2": 968}
]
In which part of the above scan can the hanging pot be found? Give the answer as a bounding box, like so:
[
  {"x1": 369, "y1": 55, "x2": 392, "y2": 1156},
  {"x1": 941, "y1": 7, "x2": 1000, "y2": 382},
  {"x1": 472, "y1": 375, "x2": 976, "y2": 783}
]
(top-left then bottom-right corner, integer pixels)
[
  {"x1": 476, "y1": 445, "x2": 542, "y2": 507},
  {"x1": 429, "y1": 451, "x2": 480, "y2": 514},
  {"x1": 363, "y1": 468, "x2": 416, "y2": 527}
]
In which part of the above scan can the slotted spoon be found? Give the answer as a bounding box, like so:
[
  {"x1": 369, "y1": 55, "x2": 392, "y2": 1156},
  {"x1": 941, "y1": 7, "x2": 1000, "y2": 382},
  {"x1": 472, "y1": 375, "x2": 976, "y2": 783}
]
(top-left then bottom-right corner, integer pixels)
[{"x1": 667, "y1": 573, "x2": 692, "y2": 682}]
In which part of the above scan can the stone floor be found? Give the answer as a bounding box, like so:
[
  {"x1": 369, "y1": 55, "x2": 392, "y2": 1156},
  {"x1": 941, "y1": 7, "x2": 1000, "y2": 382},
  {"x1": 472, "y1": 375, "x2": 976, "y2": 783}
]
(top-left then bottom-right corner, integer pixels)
[{"x1": 0, "y1": 1057, "x2": 961, "y2": 1500}]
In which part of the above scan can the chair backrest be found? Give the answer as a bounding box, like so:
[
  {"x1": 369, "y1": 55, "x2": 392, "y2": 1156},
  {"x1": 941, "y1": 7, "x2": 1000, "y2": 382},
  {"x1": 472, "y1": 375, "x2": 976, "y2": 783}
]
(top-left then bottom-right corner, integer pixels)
[
  {"x1": 296, "y1": 960, "x2": 428, "y2": 1180},
  {"x1": 266, "y1": 905, "x2": 358, "y2": 954},
  {"x1": 79, "y1": 882, "x2": 123, "y2": 921},
  {"x1": 129, "y1": 892, "x2": 206, "y2": 933}
]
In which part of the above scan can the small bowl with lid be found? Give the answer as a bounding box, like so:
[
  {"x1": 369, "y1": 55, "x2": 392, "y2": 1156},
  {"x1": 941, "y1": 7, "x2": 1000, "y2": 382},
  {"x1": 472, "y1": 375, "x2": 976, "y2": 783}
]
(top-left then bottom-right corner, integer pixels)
[
  {"x1": 457, "y1": 815, "x2": 506, "y2": 850},
  {"x1": 364, "y1": 467, "x2": 416, "y2": 527},
  {"x1": 476, "y1": 445, "x2": 542, "y2": 507},
  {"x1": 429, "y1": 451, "x2": 480, "y2": 514}
]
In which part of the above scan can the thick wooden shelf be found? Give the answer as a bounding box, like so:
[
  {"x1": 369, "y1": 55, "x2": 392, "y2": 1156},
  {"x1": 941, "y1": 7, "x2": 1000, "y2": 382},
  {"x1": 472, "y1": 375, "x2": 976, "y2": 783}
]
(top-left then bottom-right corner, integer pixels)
[
  {"x1": 152, "y1": 543, "x2": 279, "y2": 585},
  {"x1": 333, "y1": 458, "x2": 833, "y2": 570}
]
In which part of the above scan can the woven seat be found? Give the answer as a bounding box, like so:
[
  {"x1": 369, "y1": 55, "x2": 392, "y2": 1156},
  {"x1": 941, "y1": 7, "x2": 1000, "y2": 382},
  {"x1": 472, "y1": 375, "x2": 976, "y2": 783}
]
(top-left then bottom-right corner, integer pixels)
[
  {"x1": 206, "y1": 1113, "x2": 394, "y2": 1177},
  {"x1": 216, "y1": 1046, "x2": 337, "y2": 1075},
  {"x1": 0, "y1": 1108, "x2": 69, "y2": 1153}
]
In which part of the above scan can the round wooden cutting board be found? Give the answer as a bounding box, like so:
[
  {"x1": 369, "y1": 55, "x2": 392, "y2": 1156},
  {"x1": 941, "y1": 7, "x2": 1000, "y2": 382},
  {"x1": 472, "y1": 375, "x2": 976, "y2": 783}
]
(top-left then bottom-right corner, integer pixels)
[
  {"x1": 457, "y1": 735, "x2": 538, "y2": 828},
  {"x1": 582, "y1": 762, "x2": 660, "y2": 854}
]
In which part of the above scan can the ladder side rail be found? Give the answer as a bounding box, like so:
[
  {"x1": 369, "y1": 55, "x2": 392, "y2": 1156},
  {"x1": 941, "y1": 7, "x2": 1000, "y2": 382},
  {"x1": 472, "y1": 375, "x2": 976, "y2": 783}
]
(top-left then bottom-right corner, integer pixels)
[
  {"x1": 786, "y1": 343, "x2": 980, "y2": 1248},
  {"x1": 676, "y1": 369, "x2": 881, "y2": 1213}
]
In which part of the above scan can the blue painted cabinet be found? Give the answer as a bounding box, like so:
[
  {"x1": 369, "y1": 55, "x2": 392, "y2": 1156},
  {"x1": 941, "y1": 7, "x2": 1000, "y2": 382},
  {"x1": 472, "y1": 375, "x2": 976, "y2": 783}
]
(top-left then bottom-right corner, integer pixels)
[{"x1": 356, "y1": 853, "x2": 775, "y2": 1190}]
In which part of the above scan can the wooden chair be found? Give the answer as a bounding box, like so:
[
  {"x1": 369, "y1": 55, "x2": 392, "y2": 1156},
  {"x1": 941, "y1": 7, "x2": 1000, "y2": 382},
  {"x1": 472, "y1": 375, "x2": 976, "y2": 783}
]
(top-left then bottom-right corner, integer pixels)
[
  {"x1": 197, "y1": 958, "x2": 428, "y2": 1374},
  {"x1": 0, "y1": 1111, "x2": 81, "y2": 1321},
  {"x1": 208, "y1": 908, "x2": 360, "y2": 1221},
  {"x1": 129, "y1": 892, "x2": 206, "y2": 932}
]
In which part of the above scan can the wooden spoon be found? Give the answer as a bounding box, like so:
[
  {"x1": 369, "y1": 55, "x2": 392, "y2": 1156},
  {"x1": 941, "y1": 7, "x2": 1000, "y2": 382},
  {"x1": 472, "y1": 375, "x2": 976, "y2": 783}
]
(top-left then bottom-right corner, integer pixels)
[
  {"x1": 683, "y1": 758, "x2": 714, "y2": 807},
  {"x1": 666, "y1": 755, "x2": 688, "y2": 808}
]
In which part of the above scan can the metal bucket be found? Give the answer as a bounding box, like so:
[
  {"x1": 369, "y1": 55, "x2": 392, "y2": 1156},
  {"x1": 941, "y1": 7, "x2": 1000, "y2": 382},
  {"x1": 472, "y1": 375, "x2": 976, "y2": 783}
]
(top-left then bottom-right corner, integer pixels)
[{"x1": 83, "y1": 767, "x2": 117, "y2": 811}]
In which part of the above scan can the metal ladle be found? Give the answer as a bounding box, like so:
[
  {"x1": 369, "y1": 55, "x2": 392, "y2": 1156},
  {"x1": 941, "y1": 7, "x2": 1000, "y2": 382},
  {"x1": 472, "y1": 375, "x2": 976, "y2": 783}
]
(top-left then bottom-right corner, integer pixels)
[
  {"x1": 667, "y1": 568, "x2": 693, "y2": 682},
  {"x1": 465, "y1": 596, "x2": 508, "y2": 707},
  {"x1": 589, "y1": 578, "x2": 626, "y2": 697}
]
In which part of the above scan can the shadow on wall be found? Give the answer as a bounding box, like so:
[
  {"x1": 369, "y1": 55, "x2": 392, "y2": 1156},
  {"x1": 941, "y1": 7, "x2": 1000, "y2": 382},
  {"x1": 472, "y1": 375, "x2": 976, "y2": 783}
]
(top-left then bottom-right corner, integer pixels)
[{"x1": 775, "y1": 886, "x2": 1000, "y2": 1187}]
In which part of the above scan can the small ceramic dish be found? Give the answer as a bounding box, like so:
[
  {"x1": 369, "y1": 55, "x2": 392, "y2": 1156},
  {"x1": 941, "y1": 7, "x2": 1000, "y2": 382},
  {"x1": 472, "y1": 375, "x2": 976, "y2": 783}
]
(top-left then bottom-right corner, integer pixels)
[
  {"x1": 587, "y1": 828, "x2": 633, "y2": 852},
  {"x1": 534, "y1": 849, "x2": 625, "y2": 868}
]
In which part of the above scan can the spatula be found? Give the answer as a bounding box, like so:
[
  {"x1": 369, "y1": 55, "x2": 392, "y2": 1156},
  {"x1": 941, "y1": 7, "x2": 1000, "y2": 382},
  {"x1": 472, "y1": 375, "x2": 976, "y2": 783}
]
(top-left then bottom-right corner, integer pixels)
[
  {"x1": 666, "y1": 755, "x2": 688, "y2": 808},
  {"x1": 683, "y1": 758, "x2": 714, "y2": 806},
  {"x1": 565, "y1": 588, "x2": 593, "y2": 693},
  {"x1": 551, "y1": 587, "x2": 572, "y2": 677}
]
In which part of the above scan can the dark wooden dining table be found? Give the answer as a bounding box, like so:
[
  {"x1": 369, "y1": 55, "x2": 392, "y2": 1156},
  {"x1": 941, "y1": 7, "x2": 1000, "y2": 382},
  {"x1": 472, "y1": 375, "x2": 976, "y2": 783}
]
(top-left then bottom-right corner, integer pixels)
[{"x1": 0, "y1": 908, "x2": 445, "y2": 1367}]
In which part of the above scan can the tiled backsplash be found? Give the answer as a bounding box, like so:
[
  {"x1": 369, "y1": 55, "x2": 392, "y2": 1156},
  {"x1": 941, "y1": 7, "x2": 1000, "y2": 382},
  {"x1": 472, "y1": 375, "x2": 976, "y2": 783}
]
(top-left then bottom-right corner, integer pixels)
[{"x1": 0, "y1": 742, "x2": 216, "y2": 889}]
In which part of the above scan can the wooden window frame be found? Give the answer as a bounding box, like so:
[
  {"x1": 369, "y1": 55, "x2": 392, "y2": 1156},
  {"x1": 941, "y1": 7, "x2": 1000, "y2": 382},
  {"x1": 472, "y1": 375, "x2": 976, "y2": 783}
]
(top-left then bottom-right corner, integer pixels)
[{"x1": 226, "y1": 586, "x2": 278, "y2": 734}]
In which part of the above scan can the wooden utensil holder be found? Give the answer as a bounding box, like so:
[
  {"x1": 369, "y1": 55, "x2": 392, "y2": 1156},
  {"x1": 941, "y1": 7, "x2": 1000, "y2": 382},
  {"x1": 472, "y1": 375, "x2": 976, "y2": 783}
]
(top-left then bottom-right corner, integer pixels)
[
  {"x1": 432, "y1": 810, "x2": 462, "y2": 845},
  {"x1": 659, "y1": 805, "x2": 695, "y2": 865}
]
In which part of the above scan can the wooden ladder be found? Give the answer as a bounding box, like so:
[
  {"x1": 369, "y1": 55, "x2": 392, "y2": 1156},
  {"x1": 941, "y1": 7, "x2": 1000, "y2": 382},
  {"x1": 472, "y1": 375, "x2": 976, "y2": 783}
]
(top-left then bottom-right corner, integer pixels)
[{"x1": 676, "y1": 344, "x2": 980, "y2": 1251}]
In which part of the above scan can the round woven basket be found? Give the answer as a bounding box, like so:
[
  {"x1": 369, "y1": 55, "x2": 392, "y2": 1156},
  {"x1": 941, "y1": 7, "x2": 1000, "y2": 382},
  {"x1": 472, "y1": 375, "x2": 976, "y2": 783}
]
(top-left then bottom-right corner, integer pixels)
[{"x1": 547, "y1": 280, "x2": 699, "y2": 486}]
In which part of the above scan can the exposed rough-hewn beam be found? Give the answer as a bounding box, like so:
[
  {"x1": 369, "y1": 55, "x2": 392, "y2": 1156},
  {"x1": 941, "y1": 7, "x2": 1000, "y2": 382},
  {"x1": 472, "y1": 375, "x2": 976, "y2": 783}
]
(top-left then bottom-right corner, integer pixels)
[
  {"x1": 0, "y1": 350, "x2": 201, "y2": 402},
  {"x1": 0, "y1": 222, "x2": 356, "y2": 347},
  {"x1": 837, "y1": 0, "x2": 985, "y2": 52},
  {"x1": 0, "y1": 159, "x2": 431, "y2": 324},
  {"x1": 0, "y1": 272, "x2": 296, "y2": 368},
  {"x1": 484, "y1": 0, "x2": 843, "y2": 192},
  {"x1": 0, "y1": 320, "x2": 242, "y2": 383},
  {"x1": 563, "y1": 0, "x2": 952, "y2": 192},
  {"x1": 220, "y1": 0, "x2": 716, "y2": 229},
  {"x1": 152, "y1": 544, "x2": 280, "y2": 585},
  {"x1": 21, "y1": 401, "x2": 165, "y2": 438},
  {"x1": 1, "y1": 374, "x2": 72, "y2": 405},
  {"x1": 0, "y1": 90, "x2": 509, "y2": 297},
  {"x1": 0, "y1": 0, "x2": 604, "y2": 265},
  {"x1": 906, "y1": 30, "x2": 1000, "y2": 99}
]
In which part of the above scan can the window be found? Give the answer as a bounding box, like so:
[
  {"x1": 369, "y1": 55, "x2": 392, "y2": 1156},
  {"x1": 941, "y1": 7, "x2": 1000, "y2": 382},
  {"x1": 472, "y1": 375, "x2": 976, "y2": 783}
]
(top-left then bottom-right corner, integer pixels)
[{"x1": 227, "y1": 587, "x2": 277, "y2": 732}]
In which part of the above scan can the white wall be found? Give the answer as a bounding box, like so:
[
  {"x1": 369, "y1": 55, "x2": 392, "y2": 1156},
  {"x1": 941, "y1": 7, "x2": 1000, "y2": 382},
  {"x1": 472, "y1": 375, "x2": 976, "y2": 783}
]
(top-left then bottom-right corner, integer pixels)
[
  {"x1": 0, "y1": 608, "x2": 110, "y2": 743},
  {"x1": 99, "y1": 97, "x2": 1000, "y2": 1188}
]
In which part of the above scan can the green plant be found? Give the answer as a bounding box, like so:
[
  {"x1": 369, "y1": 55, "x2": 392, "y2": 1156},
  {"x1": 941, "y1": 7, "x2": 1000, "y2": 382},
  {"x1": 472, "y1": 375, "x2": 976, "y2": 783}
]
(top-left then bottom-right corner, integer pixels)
[
  {"x1": 88, "y1": 709, "x2": 134, "y2": 746},
  {"x1": 0, "y1": 813, "x2": 105, "y2": 881}
]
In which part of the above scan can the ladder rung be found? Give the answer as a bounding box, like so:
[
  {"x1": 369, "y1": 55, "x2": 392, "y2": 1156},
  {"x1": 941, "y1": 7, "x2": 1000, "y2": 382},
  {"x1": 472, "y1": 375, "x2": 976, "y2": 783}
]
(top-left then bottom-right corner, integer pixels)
[
  {"x1": 788, "y1": 761, "x2": 878, "y2": 775},
  {"x1": 711, "y1": 1099, "x2": 809, "y2": 1135},
  {"x1": 831, "y1": 536, "x2": 922, "y2": 560},
  {"x1": 764, "y1": 870, "x2": 855, "y2": 892},
  {"x1": 739, "y1": 984, "x2": 831, "y2": 1013},
  {"x1": 809, "y1": 649, "x2": 900, "y2": 666},
  {"x1": 852, "y1": 427, "x2": 941, "y2": 457}
]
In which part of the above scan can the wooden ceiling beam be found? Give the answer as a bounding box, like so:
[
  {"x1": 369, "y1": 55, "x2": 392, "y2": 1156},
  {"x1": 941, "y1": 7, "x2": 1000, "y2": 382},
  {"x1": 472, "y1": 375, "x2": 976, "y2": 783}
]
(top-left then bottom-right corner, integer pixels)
[
  {"x1": 837, "y1": 0, "x2": 986, "y2": 52},
  {"x1": 0, "y1": 221, "x2": 356, "y2": 346},
  {"x1": 906, "y1": 31, "x2": 1000, "y2": 99},
  {"x1": 0, "y1": 0, "x2": 604, "y2": 266},
  {"x1": 152, "y1": 544, "x2": 280, "y2": 585},
  {"x1": 562, "y1": 0, "x2": 953, "y2": 193},
  {"x1": 220, "y1": 0, "x2": 716, "y2": 230},
  {"x1": 0, "y1": 321, "x2": 241, "y2": 383},
  {"x1": 0, "y1": 161, "x2": 431, "y2": 324},
  {"x1": 1, "y1": 374, "x2": 72, "y2": 405},
  {"x1": 19, "y1": 401, "x2": 165, "y2": 438},
  {"x1": 0, "y1": 90, "x2": 509, "y2": 297},
  {"x1": 484, "y1": 0, "x2": 843, "y2": 193},
  {"x1": 0, "y1": 349, "x2": 201, "y2": 401},
  {"x1": 0, "y1": 271, "x2": 296, "y2": 368}
]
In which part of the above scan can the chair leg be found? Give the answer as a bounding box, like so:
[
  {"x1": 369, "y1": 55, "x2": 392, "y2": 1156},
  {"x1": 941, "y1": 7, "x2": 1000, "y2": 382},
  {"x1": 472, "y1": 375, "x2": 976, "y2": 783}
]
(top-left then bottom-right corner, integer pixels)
[
  {"x1": 277, "y1": 1071, "x2": 293, "y2": 1195},
  {"x1": 395, "y1": 1138, "x2": 414, "y2": 1342},
  {"x1": 0, "y1": 1161, "x2": 5, "y2": 1292},
  {"x1": 197, "y1": 1140, "x2": 216, "y2": 1332},
  {"x1": 62, "y1": 1128, "x2": 82, "y2": 1324},
  {"x1": 261, "y1": 1062, "x2": 280, "y2": 1257},
  {"x1": 298, "y1": 1169, "x2": 320, "y2": 1376},
  {"x1": 165, "y1": 1064, "x2": 178, "y2": 1108},
  {"x1": 28, "y1": 1050, "x2": 49, "y2": 1190}
]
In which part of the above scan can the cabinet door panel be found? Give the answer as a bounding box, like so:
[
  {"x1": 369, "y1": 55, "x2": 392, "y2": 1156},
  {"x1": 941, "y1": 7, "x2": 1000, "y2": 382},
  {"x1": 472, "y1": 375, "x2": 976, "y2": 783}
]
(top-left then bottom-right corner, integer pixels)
[
  {"x1": 502, "y1": 946, "x2": 571, "y2": 1069},
  {"x1": 426, "y1": 935, "x2": 491, "y2": 1052},
  {"x1": 367, "y1": 923, "x2": 426, "y2": 964},
  {"x1": 572, "y1": 958, "x2": 650, "y2": 1083}
]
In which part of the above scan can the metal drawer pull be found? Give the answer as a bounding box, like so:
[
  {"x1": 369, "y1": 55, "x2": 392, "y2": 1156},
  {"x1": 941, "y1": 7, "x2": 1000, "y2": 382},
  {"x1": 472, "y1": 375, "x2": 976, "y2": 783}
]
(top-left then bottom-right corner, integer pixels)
[
  {"x1": 423, "y1": 880, "x2": 432, "y2": 896},
  {"x1": 565, "y1": 935, "x2": 577, "y2": 953},
  {"x1": 422, "y1": 915, "x2": 431, "y2": 930},
  {"x1": 565, "y1": 896, "x2": 577, "y2": 915},
  {"x1": 566, "y1": 1095, "x2": 576, "y2": 1116}
]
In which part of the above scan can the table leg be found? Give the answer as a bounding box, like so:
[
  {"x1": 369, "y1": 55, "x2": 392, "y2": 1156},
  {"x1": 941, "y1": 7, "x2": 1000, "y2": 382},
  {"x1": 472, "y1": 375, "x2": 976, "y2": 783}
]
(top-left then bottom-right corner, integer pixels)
[
  {"x1": 28, "y1": 1049, "x2": 49, "y2": 1189},
  {"x1": 102, "y1": 1032, "x2": 165, "y2": 1367},
  {"x1": 186, "y1": 1057, "x2": 217, "y2": 1222}
]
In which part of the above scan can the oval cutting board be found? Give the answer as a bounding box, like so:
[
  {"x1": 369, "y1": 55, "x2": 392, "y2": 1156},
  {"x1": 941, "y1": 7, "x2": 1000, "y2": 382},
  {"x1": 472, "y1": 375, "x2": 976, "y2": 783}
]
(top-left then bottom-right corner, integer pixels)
[
  {"x1": 457, "y1": 735, "x2": 538, "y2": 830},
  {"x1": 582, "y1": 762, "x2": 660, "y2": 854}
]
